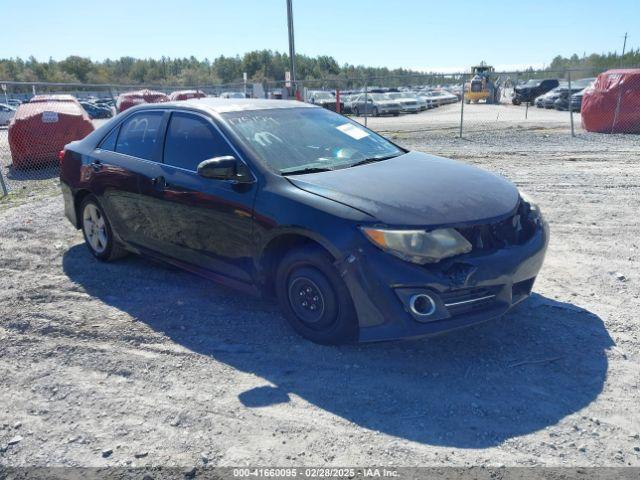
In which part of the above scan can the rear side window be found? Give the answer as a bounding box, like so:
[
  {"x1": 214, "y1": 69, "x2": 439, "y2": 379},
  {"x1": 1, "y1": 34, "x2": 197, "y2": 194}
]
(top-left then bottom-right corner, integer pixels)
[
  {"x1": 163, "y1": 113, "x2": 234, "y2": 171},
  {"x1": 116, "y1": 111, "x2": 164, "y2": 160},
  {"x1": 99, "y1": 127, "x2": 119, "y2": 151}
]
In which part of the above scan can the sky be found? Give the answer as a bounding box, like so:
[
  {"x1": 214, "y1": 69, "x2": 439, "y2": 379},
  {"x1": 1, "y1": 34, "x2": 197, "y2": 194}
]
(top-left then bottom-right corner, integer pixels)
[{"x1": 1, "y1": 0, "x2": 637, "y2": 73}]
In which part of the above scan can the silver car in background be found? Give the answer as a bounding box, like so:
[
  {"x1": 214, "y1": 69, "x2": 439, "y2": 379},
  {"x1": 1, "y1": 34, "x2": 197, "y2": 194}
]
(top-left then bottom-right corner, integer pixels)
[
  {"x1": 384, "y1": 92, "x2": 420, "y2": 113},
  {"x1": 0, "y1": 104, "x2": 16, "y2": 126},
  {"x1": 351, "y1": 93, "x2": 402, "y2": 116}
]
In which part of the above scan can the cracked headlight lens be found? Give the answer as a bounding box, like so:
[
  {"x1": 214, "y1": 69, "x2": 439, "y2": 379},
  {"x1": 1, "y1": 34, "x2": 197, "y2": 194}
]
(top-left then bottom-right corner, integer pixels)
[{"x1": 360, "y1": 227, "x2": 472, "y2": 265}]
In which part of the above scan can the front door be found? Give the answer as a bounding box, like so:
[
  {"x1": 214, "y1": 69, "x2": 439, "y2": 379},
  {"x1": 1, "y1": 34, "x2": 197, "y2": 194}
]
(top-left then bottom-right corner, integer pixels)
[{"x1": 136, "y1": 111, "x2": 257, "y2": 283}]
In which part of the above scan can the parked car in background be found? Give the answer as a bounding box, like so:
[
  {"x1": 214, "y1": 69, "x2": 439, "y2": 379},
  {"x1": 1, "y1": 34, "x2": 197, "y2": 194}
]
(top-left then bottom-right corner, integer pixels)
[
  {"x1": 553, "y1": 78, "x2": 596, "y2": 111},
  {"x1": 80, "y1": 101, "x2": 113, "y2": 119},
  {"x1": 413, "y1": 92, "x2": 435, "y2": 109},
  {"x1": 424, "y1": 90, "x2": 459, "y2": 106},
  {"x1": 0, "y1": 103, "x2": 16, "y2": 125},
  {"x1": 541, "y1": 86, "x2": 566, "y2": 109},
  {"x1": 534, "y1": 93, "x2": 548, "y2": 108},
  {"x1": 406, "y1": 93, "x2": 428, "y2": 110},
  {"x1": 307, "y1": 90, "x2": 343, "y2": 113},
  {"x1": 59, "y1": 98, "x2": 548, "y2": 344},
  {"x1": 384, "y1": 92, "x2": 420, "y2": 113},
  {"x1": 220, "y1": 92, "x2": 246, "y2": 99},
  {"x1": 570, "y1": 88, "x2": 588, "y2": 112},
  {"x1": 512, "y1": 78, "x2": 559, "y2": 105},
  {"x1": 341, "y1": 94, "x2": 356, "y2": 114},
  {"x1": 351, "y1": 93, "x2": 401, "y2": 116},
  {"x1": 116, "y1": 89, "x2": 169, "y2": 113},
  {"x1": 169, "y1": 90, "x2": 207, "y2": 101}
]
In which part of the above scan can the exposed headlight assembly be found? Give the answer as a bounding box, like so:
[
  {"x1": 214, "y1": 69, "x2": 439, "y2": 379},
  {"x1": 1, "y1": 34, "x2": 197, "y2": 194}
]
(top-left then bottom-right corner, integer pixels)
[
  {"x1": 519, "y1": 190, "x2": 542, "y2": 218},
  {"x1": 361, "y1": 227, "x2": 472, "y2": 265}
]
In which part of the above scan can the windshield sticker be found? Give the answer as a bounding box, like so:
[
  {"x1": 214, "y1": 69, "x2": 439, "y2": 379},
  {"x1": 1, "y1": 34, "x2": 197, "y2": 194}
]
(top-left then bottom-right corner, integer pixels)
[
  {"x1": 337, "y1": 123, "x2": 369, "y2": 140},
  {"x1": 42, "y1": 111, "x2": 59, "y2": 123}
]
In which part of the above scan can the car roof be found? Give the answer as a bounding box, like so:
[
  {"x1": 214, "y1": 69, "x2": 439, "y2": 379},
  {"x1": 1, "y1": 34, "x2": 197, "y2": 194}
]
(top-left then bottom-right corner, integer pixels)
[{"x1": 156, "y1": 98, "x2": 318, "y2": 114}]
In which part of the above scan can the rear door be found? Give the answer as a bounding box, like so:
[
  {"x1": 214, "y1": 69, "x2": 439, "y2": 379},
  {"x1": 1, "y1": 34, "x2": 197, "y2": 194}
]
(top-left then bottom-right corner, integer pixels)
[
  {"x1": 136, "y1": 110, "x2": 257, "y2": 283},
  {"x1": 87, "y1": 110, "x2": 166, "y2": 246}
]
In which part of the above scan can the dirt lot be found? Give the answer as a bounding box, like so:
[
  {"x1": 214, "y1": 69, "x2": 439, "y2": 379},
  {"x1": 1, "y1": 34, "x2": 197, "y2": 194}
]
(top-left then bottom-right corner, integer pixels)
[{"x1": 1, "y1": 106, "x2": 639, "y2": 468}]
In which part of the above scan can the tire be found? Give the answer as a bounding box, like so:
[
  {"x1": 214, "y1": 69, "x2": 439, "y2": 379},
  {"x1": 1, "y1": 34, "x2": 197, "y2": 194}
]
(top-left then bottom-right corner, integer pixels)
[
  {"x1": 353, "y1": 106, "x2": 359, "y2": 116},
  {"x1": 276, "y1": 246, "x2": 358, "y2": 345},
  {"x1": 80, "y1": 195, "x2": 128, "y2": 262}
]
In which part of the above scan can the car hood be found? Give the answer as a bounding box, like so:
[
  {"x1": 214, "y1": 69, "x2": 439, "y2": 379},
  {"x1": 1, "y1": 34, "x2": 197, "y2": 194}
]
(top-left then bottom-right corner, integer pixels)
[{"x1": 287, "y1": 151, "x2": 520, "y2": 226}]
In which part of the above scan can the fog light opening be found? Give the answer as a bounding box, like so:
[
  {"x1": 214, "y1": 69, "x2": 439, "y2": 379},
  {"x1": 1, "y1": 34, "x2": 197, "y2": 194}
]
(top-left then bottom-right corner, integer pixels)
[{"x1": 409, "y1": 293, "x2": 437, "y2": 317}]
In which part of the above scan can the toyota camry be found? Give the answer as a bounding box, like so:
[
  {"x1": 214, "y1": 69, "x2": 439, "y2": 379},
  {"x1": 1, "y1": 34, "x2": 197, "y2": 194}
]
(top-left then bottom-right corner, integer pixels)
[{"x1": 59, "y1": 99, "x2": 548, "y2": 344}]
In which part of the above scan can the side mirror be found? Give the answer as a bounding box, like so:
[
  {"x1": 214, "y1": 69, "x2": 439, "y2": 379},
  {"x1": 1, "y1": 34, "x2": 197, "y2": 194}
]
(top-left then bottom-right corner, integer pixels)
[{"x1": 197, "y1": 156, "x2": 238, "y2": 180}]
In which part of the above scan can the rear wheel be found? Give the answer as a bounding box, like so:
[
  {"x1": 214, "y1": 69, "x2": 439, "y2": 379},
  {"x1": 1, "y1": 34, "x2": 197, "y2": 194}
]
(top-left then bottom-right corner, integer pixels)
[
  {"x1": 276, "y1": 246, "x2": 358, "y2": 345},
  {"x1": 80, "y1": 195, "x2": 127, "y2": 262}
]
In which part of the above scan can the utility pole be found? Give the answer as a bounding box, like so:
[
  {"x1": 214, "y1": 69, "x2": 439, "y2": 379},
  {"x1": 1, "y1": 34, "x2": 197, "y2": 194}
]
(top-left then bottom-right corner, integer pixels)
[
  {"x1": 620, "y1": 32, "x2": 628, "y2": 67},
  {"x1": 286, "y1": 0, "x2": 297, "y2": 96}
]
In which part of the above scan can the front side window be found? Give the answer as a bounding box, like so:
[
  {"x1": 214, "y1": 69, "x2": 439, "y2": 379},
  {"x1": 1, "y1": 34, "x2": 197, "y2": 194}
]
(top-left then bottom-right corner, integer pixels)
[
  {"x1": 116, "y1": 111, "x2": 164, "y2": 160},
  {"x1": 222, "y1": 107, "x2": 404, "y2": 175},
  {"x1": 163, "y1": 112, "x2": 234, "y2": 171}
]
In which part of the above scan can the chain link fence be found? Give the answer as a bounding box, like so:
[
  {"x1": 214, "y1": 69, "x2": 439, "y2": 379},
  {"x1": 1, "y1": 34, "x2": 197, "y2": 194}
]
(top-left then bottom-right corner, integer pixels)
[{"x1": 1, "y1": 66, "x2": 639, "y2": 197}]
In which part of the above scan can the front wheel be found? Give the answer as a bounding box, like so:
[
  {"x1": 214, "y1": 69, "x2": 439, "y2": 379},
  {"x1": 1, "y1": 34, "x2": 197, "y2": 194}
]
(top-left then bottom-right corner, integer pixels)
[
  {"x1": 276, "y1": 246, "x2": 358, "y2": 345},
  {"x1": 80, "y1": 195, "x2": 127, "y2": 261}
]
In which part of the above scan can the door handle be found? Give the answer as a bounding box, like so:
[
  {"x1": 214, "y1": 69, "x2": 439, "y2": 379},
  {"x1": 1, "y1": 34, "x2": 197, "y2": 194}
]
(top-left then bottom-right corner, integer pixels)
[
  {"x1": 91, "y1": 160, "x2": 102, "y2": 172},
  {"x1": 151, "y1": 176, "x2": 167, "y2": 190}
]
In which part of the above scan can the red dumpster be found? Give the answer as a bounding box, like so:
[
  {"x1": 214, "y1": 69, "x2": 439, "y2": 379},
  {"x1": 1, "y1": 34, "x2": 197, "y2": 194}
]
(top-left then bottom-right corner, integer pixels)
[
  {"x1": 8, "y1": 95, "x2": 94, "y2": 170},
  {"x1": 116, "y1": 89, "x2": 169, "y2": 113},
  {"x1": 169, "y1": 90, "x2": 206, "y2": 101},
  {"x1": 581, "y1": 69, "x2": 640, "y2": 134}
]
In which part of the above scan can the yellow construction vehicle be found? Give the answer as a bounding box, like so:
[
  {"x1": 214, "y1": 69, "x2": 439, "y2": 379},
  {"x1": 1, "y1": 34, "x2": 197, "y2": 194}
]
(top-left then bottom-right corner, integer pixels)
[{"x1": 464, "y1": 63, "x2": 500, "y2": 104}]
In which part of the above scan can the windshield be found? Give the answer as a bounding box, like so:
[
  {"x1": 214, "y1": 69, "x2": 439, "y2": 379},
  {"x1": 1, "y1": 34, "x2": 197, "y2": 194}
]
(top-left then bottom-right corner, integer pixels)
[{"x1": 222, "y1": 107, "x2": 404, "y2": 174}]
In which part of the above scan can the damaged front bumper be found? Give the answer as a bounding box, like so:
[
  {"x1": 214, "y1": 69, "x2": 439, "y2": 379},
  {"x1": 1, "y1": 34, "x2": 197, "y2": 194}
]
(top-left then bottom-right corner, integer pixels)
[{"x1": 338, "y1": 220, "x2": 550, "y2": 342}]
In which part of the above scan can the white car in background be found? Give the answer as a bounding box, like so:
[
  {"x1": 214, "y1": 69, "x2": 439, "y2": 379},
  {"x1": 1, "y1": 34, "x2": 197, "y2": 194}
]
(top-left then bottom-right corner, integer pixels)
[
  {"x1": 220, "y1": 92, "x2": 246, "y2": 99},
  {"x1": 424, "y1": 90, "x2": 459, "y2": 106},
  {"x1": 384, "y1": 92, "x2": 420, "y2": 113},
  {"x1": 0, "y1": 103, "x2": 16, "y2": 126},
  {"x1": 410, "y1": 92, "x2": 436, "y2": 109}
]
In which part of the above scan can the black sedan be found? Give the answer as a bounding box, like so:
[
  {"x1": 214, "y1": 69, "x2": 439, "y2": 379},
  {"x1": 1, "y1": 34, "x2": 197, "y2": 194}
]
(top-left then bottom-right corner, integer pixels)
[
  {"x1": 80, "y1": 101, "x2": 113, "y2": 119},
  {"x1": 59, "y1": 99, "x2": 548, "y2": 344}
]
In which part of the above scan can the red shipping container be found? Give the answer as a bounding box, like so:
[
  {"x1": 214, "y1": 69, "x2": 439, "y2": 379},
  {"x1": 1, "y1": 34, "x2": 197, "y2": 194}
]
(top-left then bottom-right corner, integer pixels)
[
  {"x1": 8, "y1": 96, "x2": 94, "y2": 170},
  {"x1": 116, "y1": 89, "x2": 169, "y2": 113},
  {"x1": 581, "y1": 69, "x2": 640, "y2": 134},
  {"x1": 169, "y1": 90, "x2": 206, "y2": 101}
]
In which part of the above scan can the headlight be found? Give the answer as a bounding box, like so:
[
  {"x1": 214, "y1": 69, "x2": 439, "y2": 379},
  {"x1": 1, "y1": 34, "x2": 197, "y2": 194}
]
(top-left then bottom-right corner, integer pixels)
[
  {"x1": 360, "y1": 227, "x2": 472, "y2": 265},
  {"x1": 519, "y1": 190, "x2": 540, "y2": 213}
]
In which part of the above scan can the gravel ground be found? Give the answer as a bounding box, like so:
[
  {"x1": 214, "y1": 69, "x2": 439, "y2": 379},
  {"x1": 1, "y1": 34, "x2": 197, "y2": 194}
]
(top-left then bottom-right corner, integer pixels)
[{"x1": 1, "y1": 111, "x2": 639, "y2": 468}]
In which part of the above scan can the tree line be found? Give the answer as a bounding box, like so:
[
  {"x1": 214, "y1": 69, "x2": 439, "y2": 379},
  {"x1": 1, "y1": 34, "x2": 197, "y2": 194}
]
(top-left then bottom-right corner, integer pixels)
[
  {"x1": 0, "y1": 49, "x2": 638, "y2": 87},
  {"x1": 0, "y1": 51, "x2": 439, "y2": 87}
]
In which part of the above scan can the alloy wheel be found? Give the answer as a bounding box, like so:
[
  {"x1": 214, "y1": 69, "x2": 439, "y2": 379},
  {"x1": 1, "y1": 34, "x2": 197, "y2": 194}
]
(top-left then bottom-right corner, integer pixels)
[{"x1": 83, "y1": 203, "x2": 108, "y2": 254}]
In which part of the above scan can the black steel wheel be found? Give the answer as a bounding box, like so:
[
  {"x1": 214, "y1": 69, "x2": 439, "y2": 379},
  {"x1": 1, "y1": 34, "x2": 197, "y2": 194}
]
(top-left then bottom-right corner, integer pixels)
[{"x1": 276, "y1": 246, "x2": 358, "y2": 344}]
